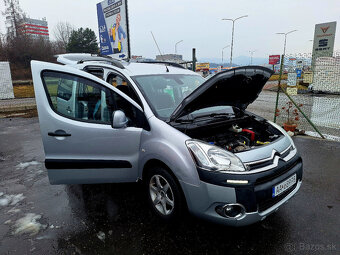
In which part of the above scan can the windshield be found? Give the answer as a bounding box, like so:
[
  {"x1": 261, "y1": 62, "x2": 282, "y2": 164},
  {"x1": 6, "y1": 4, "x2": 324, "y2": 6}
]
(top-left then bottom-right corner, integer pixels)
[{"x1": 133, "y1": 74, "x2": 205, "y2": 119}]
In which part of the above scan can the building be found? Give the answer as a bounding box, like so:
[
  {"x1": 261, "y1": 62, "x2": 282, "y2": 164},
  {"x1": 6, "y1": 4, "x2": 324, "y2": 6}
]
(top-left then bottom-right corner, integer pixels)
[
  {"x1": 155, "y1": 54, "x2": 183, "y2": 63},
  {"x1": 5, "y1": 16, "x2": 49, "y2": 39},
  {"x1": 19, "y1": 17, "x2": 49, "y2": 39}
]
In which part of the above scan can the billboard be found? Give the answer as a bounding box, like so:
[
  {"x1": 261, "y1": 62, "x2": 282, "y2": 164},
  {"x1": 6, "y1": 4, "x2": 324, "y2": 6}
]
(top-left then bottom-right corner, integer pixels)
[
  {"x1": 97, "y1": 0, "x2": 130, "y2": 59},
  {"x1": 287, "y1": 72, "x2": 297, "y2": 86},
  {"x1": 312, "y1": 21, "x2": 337, "y2": 65},
  {"x1": 303, "y1": 71, "x2": 313, "y2": 84},
  {"x1": 196, "y1": 63, "x2": 210, "y2": 71},
  {"x1": 269, "y1": 55, "x2": 280, "y2": 65}
]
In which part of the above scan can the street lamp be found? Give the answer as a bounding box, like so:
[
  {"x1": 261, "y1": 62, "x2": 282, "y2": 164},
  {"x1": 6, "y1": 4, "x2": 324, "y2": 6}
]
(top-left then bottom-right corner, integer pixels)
[
  {"x1": 222, "y1": 15, "x2": 248, "y2": 67},
  {"x1": 222, "y1": 45, "x2": 230, "y2": 66},
  {"x1": 276, "y1": 30, "x2": 297, "y2": 56},
  {"x1": 273, "y1": 29, "x2": 297, "y2": 123},
  {"x1": 175, "y1": 40, "x2": 183, "y2": 54},
  {"x1": 249, "y1": 50, "x2": 256, "y2": 65}
]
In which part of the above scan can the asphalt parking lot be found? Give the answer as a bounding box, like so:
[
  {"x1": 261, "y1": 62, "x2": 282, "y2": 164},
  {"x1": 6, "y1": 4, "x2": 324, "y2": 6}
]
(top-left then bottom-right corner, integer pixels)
[{"x1": 0, "y1": 117, "x2": 339, "y2": 255}]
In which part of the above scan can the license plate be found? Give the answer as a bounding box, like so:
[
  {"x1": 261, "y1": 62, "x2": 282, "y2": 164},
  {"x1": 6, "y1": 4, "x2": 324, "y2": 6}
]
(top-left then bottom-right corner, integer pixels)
[{"x1": 272, "y1": 174, "x2": 297, "y2": 197}]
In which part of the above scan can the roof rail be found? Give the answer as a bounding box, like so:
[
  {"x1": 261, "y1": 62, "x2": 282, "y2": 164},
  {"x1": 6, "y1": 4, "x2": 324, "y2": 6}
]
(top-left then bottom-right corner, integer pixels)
[
  {"x1": 56, "y1": 53, "x2": 125, "y2": 69},
  {"x1": 136, "y1": 61, "x2": 186, "y2": 69},
  {"x1": 77, "y1": 57, "x2": 125, "y2": 69}
]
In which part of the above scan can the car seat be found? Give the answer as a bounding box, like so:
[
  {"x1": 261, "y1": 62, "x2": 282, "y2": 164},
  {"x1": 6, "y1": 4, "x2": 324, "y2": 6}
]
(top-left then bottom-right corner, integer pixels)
[{"x1": 152, "y1": 83, "x2": 174, "y2": 110}]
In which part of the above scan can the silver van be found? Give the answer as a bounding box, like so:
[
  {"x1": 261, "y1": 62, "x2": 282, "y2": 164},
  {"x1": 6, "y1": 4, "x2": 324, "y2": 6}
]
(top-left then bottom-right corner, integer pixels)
[{"x1": 31, "y1": 54, "x2": 302, "y2": 226}]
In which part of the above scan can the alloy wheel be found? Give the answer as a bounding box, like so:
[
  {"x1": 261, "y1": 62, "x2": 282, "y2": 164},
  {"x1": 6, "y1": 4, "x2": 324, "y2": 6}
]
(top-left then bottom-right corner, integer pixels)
[{"x1": 149, "y1": 174, "x2": 175, "y2": 215}]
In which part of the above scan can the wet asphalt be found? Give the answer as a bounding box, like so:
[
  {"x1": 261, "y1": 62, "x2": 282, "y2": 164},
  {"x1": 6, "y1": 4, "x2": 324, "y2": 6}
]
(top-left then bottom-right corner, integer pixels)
[{"x1": 0, "y1": 117, "x2": 339, "y2": 255}]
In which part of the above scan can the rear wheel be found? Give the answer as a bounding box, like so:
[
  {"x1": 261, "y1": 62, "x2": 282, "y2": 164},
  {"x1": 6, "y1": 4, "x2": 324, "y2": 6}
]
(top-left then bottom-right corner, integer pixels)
[{"x1": 145, "y1": 166, "x2": 184, "y2": 220}]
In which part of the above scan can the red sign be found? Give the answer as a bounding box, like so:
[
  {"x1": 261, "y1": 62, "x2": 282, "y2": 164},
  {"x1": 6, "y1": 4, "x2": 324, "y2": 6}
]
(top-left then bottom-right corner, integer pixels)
[
  {"x1": 269, "y1": 55, "x2": 280, "y2": 65},
  {"x1": 320, "y1": 26, "x2": 330, "y2": 33}
]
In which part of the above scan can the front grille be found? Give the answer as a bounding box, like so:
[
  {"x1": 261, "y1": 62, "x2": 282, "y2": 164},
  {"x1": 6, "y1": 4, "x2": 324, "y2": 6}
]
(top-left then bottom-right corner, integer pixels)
[
  {"x1": 246, "y1": 146, "x2": 294, "y2": 171},
  {"x1": 247, "y1": 159, "x2": 274, "y2": 170},
  {"x1": 255, "y1": 159, "x2": 300, "y2": 185},
  {"x1": 258, "y1": 183, "x2": 297, "y2": 212}
]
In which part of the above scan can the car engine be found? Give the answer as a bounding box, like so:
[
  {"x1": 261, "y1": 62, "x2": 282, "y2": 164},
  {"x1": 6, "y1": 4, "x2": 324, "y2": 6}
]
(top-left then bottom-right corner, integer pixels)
[{"x1": 200, "y1": 124, "x2": 280, "y2": 152}]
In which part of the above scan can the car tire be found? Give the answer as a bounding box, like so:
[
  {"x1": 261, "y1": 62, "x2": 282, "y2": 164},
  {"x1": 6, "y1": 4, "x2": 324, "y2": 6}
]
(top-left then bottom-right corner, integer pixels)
[{"x1": 145, "y1": 166, "x2": 185, "y2": 221}]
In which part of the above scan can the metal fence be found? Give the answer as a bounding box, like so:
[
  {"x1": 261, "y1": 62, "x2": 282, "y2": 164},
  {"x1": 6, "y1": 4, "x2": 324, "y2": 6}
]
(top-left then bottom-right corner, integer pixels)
[
  {"x1": 0, "y1": 62, "x2": 14, "y2": 100},
  {"x1": 271, "y1": 52, "x2": 340, "y2": 141}
]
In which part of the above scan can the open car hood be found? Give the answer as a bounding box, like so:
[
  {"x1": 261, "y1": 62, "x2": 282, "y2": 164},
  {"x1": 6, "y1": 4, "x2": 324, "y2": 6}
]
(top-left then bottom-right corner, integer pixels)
[{"x1": 170, "y1": 66, "x2": 274, "y2": 122}]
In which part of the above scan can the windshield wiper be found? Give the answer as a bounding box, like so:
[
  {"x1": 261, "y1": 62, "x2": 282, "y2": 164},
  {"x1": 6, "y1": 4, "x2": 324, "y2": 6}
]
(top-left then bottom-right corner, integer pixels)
[
  {"x1": 193, "y1": 112, "x2": 235, "y2": 120},
  {"x1": 175, "y1": 112, "x2": 234, "y2": 123}
]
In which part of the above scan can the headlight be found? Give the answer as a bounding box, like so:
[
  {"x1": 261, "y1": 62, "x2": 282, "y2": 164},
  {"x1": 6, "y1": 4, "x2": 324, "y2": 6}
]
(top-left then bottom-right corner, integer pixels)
[
  {"x1": 186, "y1": 140, "x2": 245, "y2": 172},
  {"x1": 268, "y1": 121, "x2": 296, "y2": 149}
]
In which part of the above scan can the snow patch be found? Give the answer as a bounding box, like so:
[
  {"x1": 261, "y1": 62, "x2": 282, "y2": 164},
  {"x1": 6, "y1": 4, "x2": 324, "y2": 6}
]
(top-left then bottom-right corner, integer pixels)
[
  {"x1": 4, "y1": 220, "x2": 11, "y2": 225},
  {"x1": 305, "y1": 131, "x2": 340, "y2": 142},
  {"x1": 97, "y1": 231, "x2": 105, "y2": 242},
  {"x1": 16, "y1": 161, "x2": 40, "y2": 169},
  {"x1": 13, "y1": 213, "x2": 46, "y2": 236},
  {"x1": 0, "y1": 192, "x2": 4, "y2": 197},
  {"x1": 0, "y1": 193, "x2": 25, "y2": 206},
  {"x1": 0, "y1": 198, "x2": 8, "y2": 206},
  {"x1": 7, "y1": 208, "x2": 21, "y2": 214},
  {"x1": 36, "y1": 234, "x2": 53, "y2": 240}
]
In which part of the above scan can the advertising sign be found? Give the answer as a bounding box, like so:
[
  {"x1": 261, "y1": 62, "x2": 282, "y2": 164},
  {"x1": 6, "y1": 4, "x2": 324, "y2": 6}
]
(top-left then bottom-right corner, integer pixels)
[
  {"x1": 269, "y1": 55, "x2": 280, "y2": 65},
  {"x1": 303, "y1": 72, "x2": 313, "y2": 84},
  {"x1": 286, "y1": 87, "x2": 298, "y2": 96},
  {"x1": 196, "y1": 63, "x2": 210, "y2": 71},
  {"x1": 296, "y1": 69, "x2": 302, "y2": 78},
  {"x1": 97, "y1": 0, "x2": 130, "y2": 59},
  {"x1": 287, "y1": 72, "x2": 297, "y2": 86},
  {"x1": 296, "y1": 60, "x2": 303, "y2": 68},
  {"x1": 312, "y1": 21, "x2": 337, "y2": 65}
]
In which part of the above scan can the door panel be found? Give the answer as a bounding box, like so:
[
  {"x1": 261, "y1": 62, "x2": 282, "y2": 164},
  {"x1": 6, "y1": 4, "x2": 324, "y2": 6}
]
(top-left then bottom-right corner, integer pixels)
[
  {"x1": 31, "y1": 61, "x2": 144, "y2": 184},
  {"x1": 56, "y1": 79, "x2": 76, "y2": 117}
]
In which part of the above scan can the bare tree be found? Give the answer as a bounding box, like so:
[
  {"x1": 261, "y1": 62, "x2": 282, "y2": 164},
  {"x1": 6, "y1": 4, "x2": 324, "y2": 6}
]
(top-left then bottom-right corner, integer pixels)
[
  {"x1": 2, "y1": 0, "x2": 25, "y2": 38},
  {"x1": 53, "y1": 21, "x2": 75, "y2": 51},
  {"x1": 0, "y1": 34, "x2": 5, "y2": 60}
]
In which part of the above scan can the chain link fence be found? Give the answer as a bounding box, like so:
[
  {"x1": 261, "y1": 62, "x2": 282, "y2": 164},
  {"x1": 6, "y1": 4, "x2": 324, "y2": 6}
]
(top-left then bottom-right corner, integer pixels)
[{"x1": 272, "y1": 51, "x2": 340, "y2": 140}]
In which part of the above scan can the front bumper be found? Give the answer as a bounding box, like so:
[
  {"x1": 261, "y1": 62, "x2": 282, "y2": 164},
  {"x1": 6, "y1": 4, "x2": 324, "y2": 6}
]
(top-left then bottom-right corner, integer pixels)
[{"x1": 180, "y1": 154, "x2": 303, "y2": 226}]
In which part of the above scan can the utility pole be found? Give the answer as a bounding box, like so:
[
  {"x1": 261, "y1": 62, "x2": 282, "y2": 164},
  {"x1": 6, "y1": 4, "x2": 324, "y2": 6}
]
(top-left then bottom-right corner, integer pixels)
[
  {"x1": 222, "y1": 45, "x2": 230, "y2": 66},
  {"x1": 192, "y1": 48, "x2": 196, "y2": 72},
  {"x1": 222, "y1": 15, "x2": 248, "y2": 67},
  {"x1": 274, "y1": 29, "x2": 298, "y2": 123},
  {"x1": 175, "y1": 40, "x2": 183, "y2": 54},
  {"x1": 276, "y1": 30, "x2": 298, "y2": 56},
  {"x1": 249, "y1": 50, "x2": 256, "y2": 65}
]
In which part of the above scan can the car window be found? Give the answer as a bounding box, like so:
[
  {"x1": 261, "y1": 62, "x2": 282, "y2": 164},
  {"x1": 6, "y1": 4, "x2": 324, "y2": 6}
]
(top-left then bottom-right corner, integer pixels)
[
  {"x1": 42, "y1": 71, "x2": 147, "y2": 128},
  {"x1": 83, "y1": 66, "x2": 104, "y2": 79},
  {"x1": 57, "y1": 79, "x2": 73, "y2": 101},
  {"x1": 42, "y1": 71, "x2": 113, "y2": 124},
  {"x1": 112, "y1": 91, "x2": 147, "y2": 128},
  {"x1": 107, "y1": 73, "x2": 143, "y2": 108},
  {"x1": 133, "y1": 74, "x2": 205, "y2": 119}
]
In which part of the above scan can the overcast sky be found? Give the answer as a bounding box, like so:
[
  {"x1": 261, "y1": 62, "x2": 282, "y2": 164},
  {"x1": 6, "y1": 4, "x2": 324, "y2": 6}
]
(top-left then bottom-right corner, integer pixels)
[{"x1": 1, "y1": 0, "x2": 339, "y2": 61}]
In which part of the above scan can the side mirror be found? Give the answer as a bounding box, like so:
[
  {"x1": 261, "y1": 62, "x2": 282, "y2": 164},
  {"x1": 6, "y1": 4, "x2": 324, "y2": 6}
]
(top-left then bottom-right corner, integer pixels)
[{"x1": 112, "y1": 110, "x2": 128, "y2": 128}]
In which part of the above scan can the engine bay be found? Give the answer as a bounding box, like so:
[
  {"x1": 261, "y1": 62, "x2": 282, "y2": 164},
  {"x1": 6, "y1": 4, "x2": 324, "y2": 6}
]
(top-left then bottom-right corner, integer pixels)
[
  {"x1": 176, "y1": 114, "x2": 283, "y2": 153},
  {"x1": 200, "y1": 123, "x2": 280, "y2": 153}
]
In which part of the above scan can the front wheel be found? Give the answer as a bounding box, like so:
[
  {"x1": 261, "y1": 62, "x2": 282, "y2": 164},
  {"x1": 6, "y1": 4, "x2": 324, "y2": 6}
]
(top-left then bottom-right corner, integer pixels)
[{"x1": 145, "y1": 167, "x2": 185, "y2": 220}]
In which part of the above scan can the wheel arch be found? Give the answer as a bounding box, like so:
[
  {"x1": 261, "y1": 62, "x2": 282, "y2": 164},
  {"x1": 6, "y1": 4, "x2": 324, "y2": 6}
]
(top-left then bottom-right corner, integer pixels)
[
  {"x1": 142, "y1": 158, "x2": 177, "y2": 182},
  {"x1": 142, "y1": 158, "x2": 188, "y2": 210}
]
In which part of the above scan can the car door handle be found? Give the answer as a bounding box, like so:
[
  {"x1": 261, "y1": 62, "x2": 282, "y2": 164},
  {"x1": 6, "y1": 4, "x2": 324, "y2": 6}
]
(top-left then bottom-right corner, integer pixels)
[{"x1": 48, "y1": 130, "x2": 71, "y2": 137}]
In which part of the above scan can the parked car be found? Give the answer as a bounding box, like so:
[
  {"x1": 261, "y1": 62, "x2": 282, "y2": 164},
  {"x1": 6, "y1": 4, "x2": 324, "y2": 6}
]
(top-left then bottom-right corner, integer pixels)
[{"x1": 31, "y1": 54, "x2": 302, "y2": 226}]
